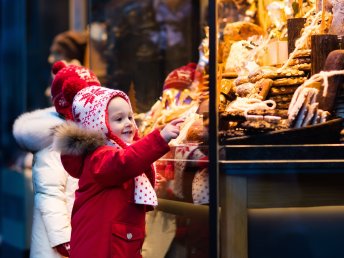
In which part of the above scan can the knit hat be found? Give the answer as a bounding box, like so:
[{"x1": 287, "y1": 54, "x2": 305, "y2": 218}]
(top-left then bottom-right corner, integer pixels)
[
  {"x1": 48, "y1": 30, "x2": 87, "y2": 65},
  {"x1": 163, "y1": 63, "x2": 197, "y2": 91},
  {"x1": 51, "y1": 61, "x2": 101, "y2": 120},
  {"x1": 68, "y1": 85, "x2": 137, "y2": 148}
]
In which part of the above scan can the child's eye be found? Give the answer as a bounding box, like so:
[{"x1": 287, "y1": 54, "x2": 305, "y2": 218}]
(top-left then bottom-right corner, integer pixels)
[{"x1": 129, "y1": 116, "x2": 133, "y2": 120}]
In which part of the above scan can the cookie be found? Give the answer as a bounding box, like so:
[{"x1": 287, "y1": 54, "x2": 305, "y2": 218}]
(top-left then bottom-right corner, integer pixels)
[
  {"x1": 272, "y1": 77, "x2": 307, "y2": 87},
  {"x1": 220, "y1": 128, "x2": 247, "y2": 138},
  {"x1": 248, "y1": 67, "x2": 305, "y2": 83},
  {"x1": 275, "y1": 102, "x2": 291, "y2": 110},
  {"x1": 288, "y1": 57, "x2": 311, "y2": 66},
  {"x1": 255, "y1": 78, "x2": 273, "y2": 100},
  {"x1": 247, "y1": 109, "x2": 288, "y2": 118},
  {"x1": 269, "y1": 85, "x2": 300, "y2": 95},
  {"x1": 241, "y1": 120, "x2": 277, "y2": 132},
  {"x1": 220, "y1": 110, "x2": 246, "y2": 121},
  {"x1": 290, "y1": 63, "x2": 311, "y2": 71},
  {"x1": 268, "y1": 94, "x2": 294, "y2": 103},
  {"x1": 293, "y1": 49, "x2": 311, "y2": 58}
]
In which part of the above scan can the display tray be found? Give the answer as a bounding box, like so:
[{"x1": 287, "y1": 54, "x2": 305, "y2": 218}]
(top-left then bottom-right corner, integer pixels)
[
  {"x1": 221, "y1": 143, "x2": 344, "y2": 161},
  {"x1": 220, "y1": 118, "x2": 343, "y2": 145}
]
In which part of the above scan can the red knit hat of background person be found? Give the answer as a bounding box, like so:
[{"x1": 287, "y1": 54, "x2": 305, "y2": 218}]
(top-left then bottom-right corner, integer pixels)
[
  {"x1": 50, "y1": 61, "x2": 101, "y2": 120},
  {"x1": 163, "y1": 63, "x2": 197, "y2": 91}
]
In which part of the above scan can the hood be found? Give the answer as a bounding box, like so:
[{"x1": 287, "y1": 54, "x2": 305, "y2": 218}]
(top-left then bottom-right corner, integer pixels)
[
  {"x1": 53, "y1": 120, "x2": 106, "y2": 156},
  {"x1": 53, "y1": 121, "x2": 107, "y2": 179},
  {"x1": 12, "y1": 107, "x2": 64, "y2": 152}
]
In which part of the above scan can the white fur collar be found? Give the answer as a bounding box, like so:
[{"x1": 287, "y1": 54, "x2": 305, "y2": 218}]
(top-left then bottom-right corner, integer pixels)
[{"x1": 13, "y1": 107, "x2": 64, "y2": 152}]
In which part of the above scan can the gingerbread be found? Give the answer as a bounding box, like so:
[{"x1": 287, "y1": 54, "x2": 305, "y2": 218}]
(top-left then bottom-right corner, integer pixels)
[
  {"x1": 269, "y1": 86, "x2": 300, "y2": 95},
  {"x1": 272, "y1": 77, "x2": 307, "y2": 87},
  {"x1": 254, "y1": 78, "x2": 273, "y2": 100},
  {"x1": 248, "y1": 67, "x2": 305, "y2": 83}
]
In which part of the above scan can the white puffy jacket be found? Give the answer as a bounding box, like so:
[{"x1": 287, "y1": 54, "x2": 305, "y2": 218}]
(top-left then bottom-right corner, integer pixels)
[{"x1": 13, "y1": 107, "x2": 78, "y2": 258}]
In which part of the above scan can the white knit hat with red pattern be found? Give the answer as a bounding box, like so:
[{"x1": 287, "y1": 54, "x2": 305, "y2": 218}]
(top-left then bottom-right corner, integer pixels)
[{"x1": 70, "y1": 86, "x2": 134, "y2": 148}]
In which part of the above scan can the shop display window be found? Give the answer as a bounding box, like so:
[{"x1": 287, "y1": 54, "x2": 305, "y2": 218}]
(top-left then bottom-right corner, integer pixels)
[
  {"x1": 1, "y1": 0, "x2": 344, "y2": 257},
  {"x1": 88, "y1": 0, "x2": 344, "y2": 257},
  {"x1": 88, "y1": 0, "x2": 211, "y2": 257}
]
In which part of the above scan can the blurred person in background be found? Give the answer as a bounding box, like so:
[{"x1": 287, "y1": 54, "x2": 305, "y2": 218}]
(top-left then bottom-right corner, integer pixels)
[
  {"x1": 12, "y1": 37, "x2": 100, "y2": 256},
  {"x1": 48, "y1": 30, "x2": 88, "y2": 66}
]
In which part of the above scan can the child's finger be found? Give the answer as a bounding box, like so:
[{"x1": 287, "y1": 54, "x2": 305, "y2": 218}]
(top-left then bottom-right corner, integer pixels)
[{"x1": 170, "y1": 118, "x2": 185, "y2": 126}]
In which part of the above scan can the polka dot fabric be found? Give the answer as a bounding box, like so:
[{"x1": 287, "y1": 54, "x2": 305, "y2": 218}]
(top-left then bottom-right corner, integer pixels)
[
  {"x1": 134, "y1": 173, "x2": 158, "y2": 206},
  {"x1": 173, "y1": 146, "x2": 209, "y2": 204},
  {"x1": 192, "y1": 168, "x2": 209, "y2": 205}
]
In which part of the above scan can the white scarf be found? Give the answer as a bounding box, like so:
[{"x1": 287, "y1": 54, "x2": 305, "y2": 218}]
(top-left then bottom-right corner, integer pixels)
[
  {"x1": 109, "y1": 140, "x2": 158, "y2": 206},
  {"x1": 134, "y1": 173, "x2": 158, "y2": 206}
]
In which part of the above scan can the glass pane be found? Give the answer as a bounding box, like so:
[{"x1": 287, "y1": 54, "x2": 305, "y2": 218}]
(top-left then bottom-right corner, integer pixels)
[
  {"x1": 89, "y1": 0, "x2": 202, "y2": 113},
  {"x1": 217, "y1": 0, "x2": 343, "y2": 146},
  {"x1": 217, "y1": 1, "x2": 344, "y2": 258},
  {"x1": 89, "y1": 0, "x2": 210, "y2": 257}
]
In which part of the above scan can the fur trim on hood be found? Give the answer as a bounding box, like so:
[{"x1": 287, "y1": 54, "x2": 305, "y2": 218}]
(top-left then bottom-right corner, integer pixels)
[
  {"x1": 53, "y1": 120, "x2": 107, "y2": 156},
  {"x1": 13, "y1": 107, "x2": 64, "y2": 152}
]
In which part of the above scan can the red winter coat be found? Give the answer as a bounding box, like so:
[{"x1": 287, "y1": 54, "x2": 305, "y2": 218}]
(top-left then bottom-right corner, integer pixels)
[{"x1": 58, "y1": 129, "x2": 170, "y2": 258}]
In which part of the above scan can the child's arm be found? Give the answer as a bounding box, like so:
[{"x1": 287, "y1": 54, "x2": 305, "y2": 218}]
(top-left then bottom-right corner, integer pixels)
[{"x1": 90, "y1": 119, "x2": 184, "y2": 186}]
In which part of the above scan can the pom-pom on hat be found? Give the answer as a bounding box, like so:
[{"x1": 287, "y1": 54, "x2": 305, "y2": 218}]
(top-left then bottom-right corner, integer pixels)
[
  {"x1": 51, "y1": 61, "x2": 101, "y2": 120},
  {"x1": 163, "y1": 63, "x2": 197, "y2": 91}
]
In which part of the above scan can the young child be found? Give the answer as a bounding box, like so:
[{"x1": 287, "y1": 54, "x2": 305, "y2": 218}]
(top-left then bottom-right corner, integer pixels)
[{"x1": 53, "y1": 84, "x2": 184, "y2": 258}]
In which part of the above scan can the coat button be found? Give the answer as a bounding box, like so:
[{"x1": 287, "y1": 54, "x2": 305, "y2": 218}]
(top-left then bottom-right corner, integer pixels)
[{"x1": 127, "y1": 233, "x2": 133, "y2": 240}]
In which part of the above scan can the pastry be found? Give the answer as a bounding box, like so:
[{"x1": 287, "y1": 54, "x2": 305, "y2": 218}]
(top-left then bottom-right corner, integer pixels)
[
  {"x1": 220, "y1": 78, "x2": 235, "y2": 95},
  {"x1": 235, "y1": 82, "x2": 255, "y2": 97},
  {"x1": 254, "y1": 78, "x2": 273, "y2": 100},
  {"x1": 234, "y1": 76, "x2": 250, "y2": 86},
  {"x1": 223, "y1": 21, "x2": 264, "y2": 41}
]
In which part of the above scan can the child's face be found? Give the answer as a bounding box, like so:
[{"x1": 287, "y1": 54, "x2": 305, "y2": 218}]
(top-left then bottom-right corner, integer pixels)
[{"x1": 108, "y1": 97, "x2": 136, "y2": 144}]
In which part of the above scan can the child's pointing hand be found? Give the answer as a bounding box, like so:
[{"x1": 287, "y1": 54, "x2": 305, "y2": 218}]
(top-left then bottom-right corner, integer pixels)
[{"x1": 160, "y1": 118, "x2": 185, "y2": 142}]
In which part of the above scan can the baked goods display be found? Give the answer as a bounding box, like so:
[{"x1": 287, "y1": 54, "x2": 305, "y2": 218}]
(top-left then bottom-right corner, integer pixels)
[
  {"x1": 137, "y1": 0, "x2": 344, "y2": 146},
  {"x1": 216, "y1": 1, "x2": 344, "y2": 144}
]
